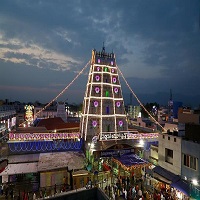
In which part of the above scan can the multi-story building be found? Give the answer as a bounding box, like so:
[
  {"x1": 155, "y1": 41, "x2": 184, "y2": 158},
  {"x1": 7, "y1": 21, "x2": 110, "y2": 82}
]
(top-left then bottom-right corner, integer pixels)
[
  {"x1": 80, "y1": 47, "x2": 128, "y2": 143},
  {"x1": 149, "y1": 108, "x2": 200, "y2": 199},
  {"x1": 0, "y1": 105, "x2": 16, "y2": 137}
]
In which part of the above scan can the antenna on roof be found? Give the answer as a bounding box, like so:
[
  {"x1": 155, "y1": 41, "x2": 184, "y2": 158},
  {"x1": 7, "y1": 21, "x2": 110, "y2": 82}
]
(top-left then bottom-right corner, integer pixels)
[{"x1": 102, "y1": 42, "x2": 105, "y2": 53}]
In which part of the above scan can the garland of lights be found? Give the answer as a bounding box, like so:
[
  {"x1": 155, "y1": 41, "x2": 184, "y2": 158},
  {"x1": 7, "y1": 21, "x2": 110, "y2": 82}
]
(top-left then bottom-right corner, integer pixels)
[
  {"x1": 8, "y1": 139, "x2": 83, "y2": 152},
  {"x1": 112, "y1": 157, "x2": 151, "y2": 171},
  {"x1": 100, "y1": 132, "x2": 159, "y2": 141},
  {"x1": 9, "y1": 133, "x2": 80, "y2": 141}
]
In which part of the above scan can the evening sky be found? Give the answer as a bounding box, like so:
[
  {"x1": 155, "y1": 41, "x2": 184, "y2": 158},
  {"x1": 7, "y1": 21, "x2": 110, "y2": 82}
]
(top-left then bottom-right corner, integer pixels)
[{"x1": 0, "y1": 0, "x2": 200, "y2": 107}]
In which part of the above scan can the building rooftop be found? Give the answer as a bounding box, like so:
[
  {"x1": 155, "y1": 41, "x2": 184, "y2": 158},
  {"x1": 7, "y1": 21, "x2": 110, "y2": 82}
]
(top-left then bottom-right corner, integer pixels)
[{"x1": 36, "y1": 117, "x2": 80, "y2": 131}]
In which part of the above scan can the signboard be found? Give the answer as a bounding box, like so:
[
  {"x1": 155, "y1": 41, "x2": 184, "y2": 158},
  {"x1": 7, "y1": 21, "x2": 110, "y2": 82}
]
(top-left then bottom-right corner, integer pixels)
[
  {"x1": 100, "y1": 131, "x2": 158, "y2": 141},
  {"x1": 100, "y1": 149, "x2": 133, "y2": 157}
]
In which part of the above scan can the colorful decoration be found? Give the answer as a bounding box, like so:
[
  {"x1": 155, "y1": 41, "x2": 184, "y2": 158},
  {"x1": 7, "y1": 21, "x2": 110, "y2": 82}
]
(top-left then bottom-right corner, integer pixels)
[
  {"x1": 111, "y1": 68, "x2": 115, "y2": 73},
  {"x1": 116, "y1": 101, "x2": 121, "y2": 107},
  {"x1": 97, "y1": 66, "x2": 100, "y2": 71},
  {"x1": 95, "y1": 75, "x2": 100, "y2": 81},
  {"x1": 92, "y1": 120, "x2": 97, "y2": 127},
  {"x1": 100, "y1": 132, "x2": 158, "y2": 141},
  {"x1": 112, "y1": 77, "x2": 117, "y2": 83},
  {"x1": 112, "y1": 153, "x2": 151, "y2": 171},
  {"x1": 8, "y1": 139, "x2": 83, "y2": 152},
  {"x1": 98, "y1": 59, "x2": 100, "y2": 63},
  {"x1": 95, "y1": 87, "x2": 100, "y2": 93},
  {"x1": 119, "y1": 120, "x2": 123, "y2": 127},
  {"x1": 9, "y1": 132, "x2": 80, "y2": 141},
  {"x1": 24, "y1": 105, "x2": 34, "y2": 123},
  {"x1": 114, "y1": 87, "x2": 119, "y2": 94},
  {"x1": 111, "y1": 61, "x2": 114, "y2": 65},
  {"x1": 94, "y1": 101, "x2": 99, "y2": 107}
]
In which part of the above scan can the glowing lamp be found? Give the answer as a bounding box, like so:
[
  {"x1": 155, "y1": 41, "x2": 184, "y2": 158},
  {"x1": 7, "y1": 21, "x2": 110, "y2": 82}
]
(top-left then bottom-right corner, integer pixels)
[
  {"x1": 91, "y1": 143, "x2": 94, "y2": 148},
  {"x1": 114, "y1": 88, "x2": 119, "y2": 94},
  {"x1": 95, "y1": 75, "x2": 100, "y2": 81},
  {"x1": 192, "y1": 179, "x2": 198, "y2": 186},
  {"x1": 112, "y1": 77, "x2": 117, "y2": 83},
  {"x1": 92, "y1": 120, "x2": 97, "y2": 127},
  {"x1": 119, "y1": 120, "x2": 123, "y2": 127},
  {"x1": 95, "y1": 87, "x2": 100, "y2": 93},
  {"x1": 116, "y1": 101, "x2": 121, "y2": 107},
  {"x1": 94, "y1": 101, "x2": 98, "y2": 107}
]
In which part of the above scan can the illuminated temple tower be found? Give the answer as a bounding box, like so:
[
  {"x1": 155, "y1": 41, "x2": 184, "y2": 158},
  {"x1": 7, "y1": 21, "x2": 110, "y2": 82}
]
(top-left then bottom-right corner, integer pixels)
[{"x1": 80, "y1": 47, "x2": 128, "y2": 143}]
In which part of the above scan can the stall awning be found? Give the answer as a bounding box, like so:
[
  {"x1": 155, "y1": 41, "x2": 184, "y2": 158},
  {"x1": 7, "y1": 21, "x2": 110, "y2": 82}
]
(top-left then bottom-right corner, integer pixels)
[
  {"x1": 171, "y1": 179, "x2": 190, "y2": 196},
  {"x1": 152, "y1": 166, "x2": 179, "y2": 184},
  {"x1": 112, "y1": 153, "x2": 150, "y2": 170}
]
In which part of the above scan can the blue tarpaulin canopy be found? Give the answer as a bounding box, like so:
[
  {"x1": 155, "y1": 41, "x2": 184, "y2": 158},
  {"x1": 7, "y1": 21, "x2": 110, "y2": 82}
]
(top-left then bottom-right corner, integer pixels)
[
  {"x1": 152, "y1": 166, "x2": 190, "y2": 197},
  {"x1": 153, "y1": 166, "x2": 180, "y2": 182},
  {"x1": 171, "y1": 179, "x2": 190, "y2": 196},
  {"x1": 112, "y1": 153, "x2": 150, "y2": 170}
]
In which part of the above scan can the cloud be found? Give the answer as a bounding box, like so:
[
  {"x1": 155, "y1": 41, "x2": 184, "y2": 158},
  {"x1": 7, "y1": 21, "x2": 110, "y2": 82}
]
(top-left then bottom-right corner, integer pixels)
[
  {"x1": 0, "y1": 34, "x2": 81, "y2": 71},
  {"x1": 0, "y1": 0, "x2": 200, "y2": 106}
]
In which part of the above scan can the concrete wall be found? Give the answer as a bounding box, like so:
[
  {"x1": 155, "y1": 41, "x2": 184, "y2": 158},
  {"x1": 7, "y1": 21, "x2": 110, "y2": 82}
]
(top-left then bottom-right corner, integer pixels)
[
  {"x1": 181, "y1": 140, "x2": 200, "y2": 180},
  {"x1": 158, "y1": 133, "x2": 182, "y2": 175}
]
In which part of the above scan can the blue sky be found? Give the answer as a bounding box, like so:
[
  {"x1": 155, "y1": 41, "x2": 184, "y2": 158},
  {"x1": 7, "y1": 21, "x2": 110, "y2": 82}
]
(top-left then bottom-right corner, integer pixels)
[{"x1": 0, "y1": 0, "x2": 200, "y2": 107}]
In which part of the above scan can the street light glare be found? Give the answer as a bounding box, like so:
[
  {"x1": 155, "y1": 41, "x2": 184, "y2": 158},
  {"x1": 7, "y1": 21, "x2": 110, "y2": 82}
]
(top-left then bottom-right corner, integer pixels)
[{"x1": 192, "y1": 179, "x2": 198, "y2": 186}]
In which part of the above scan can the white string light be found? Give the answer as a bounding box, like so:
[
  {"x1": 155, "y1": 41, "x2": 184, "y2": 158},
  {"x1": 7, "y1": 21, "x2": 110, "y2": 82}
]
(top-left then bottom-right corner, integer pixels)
[{"x1": 117, "y1": 65, "x2": 166, "y2": 132}]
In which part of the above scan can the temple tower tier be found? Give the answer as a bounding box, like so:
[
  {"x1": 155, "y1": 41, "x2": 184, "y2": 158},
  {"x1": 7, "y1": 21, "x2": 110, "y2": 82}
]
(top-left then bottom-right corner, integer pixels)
[{"x1": 80, "y1": 48, "x2": 128, "y2": 142}]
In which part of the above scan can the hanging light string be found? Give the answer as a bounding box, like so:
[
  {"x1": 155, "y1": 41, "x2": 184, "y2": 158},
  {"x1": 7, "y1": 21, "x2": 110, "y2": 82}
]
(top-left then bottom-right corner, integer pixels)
[
  {"x1": 117, "y1": 65, "x2": 166, "y2": 132},
  {"x1": 34, "y1": 60, "x2": 90, "y2": 116},
  {"x1": 19, "y1": 60, "x2": 90, "y2": 127}
]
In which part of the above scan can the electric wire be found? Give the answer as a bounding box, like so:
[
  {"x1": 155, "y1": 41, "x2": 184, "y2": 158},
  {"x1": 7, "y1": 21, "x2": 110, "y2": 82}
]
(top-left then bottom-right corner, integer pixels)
[{"x1": 117, "y1": 64, "x2": 166, "y2": 132}]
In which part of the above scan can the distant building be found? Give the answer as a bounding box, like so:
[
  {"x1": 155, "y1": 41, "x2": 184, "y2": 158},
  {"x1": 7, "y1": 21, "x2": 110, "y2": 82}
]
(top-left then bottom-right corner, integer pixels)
[
  {"x1": 0, "y1": 105, "x2": 16, "y2": 136},
  {"x1": 133, "y1": 106, "x2": 141, "y2": 119},
  {"x1": 57, "y1": 102, "x2": 67, "y2": 122}
]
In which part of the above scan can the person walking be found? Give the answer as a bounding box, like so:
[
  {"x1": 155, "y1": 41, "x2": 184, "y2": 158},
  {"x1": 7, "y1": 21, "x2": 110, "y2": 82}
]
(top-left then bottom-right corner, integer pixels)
[{"x1": 33, "y1": 193, "x2": 36, "y2": 200}]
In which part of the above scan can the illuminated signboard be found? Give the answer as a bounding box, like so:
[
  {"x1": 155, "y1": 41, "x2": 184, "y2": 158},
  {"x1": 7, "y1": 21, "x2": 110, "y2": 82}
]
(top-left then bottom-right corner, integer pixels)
[
  {"x1": 9, "y1": 132, "x2": 80, "y2": 141},
  {"x1": 100, "y1": 132, "x2": 158, "y2": 141}
]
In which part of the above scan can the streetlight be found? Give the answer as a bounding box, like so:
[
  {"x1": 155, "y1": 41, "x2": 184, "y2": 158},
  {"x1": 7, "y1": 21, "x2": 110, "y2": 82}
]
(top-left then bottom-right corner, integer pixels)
[{"x1": 192, "y1": 179, "x2": 198, "y2": 186}]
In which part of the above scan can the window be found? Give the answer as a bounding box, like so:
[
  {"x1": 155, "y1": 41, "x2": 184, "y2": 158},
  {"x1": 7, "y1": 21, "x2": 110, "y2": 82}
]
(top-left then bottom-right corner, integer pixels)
[
  {"x1": 163, "y1": 135, "x2": 165, "y2": 139},
  {"x1": 166, "y1": 148, "x2": 173, "y2": 158},
  {"x1": 174, "y1": 138, "x2": 176, "y2": 142},
  {"x1": 183, "y1": 154, "x2": 197, "y2": 170},
  {"x1": 104, "y1": 67, "x2": 108, "y2": 72},
  {"x1": 106, "y1": 91, "x2": 109, "y2": 97},
  {"x1": 168, "y1": 136, "x2": 170, "y2": 140},
  {"x1": 165, "y1": 148, "x2": 173, "y2": 164}
]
